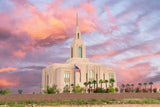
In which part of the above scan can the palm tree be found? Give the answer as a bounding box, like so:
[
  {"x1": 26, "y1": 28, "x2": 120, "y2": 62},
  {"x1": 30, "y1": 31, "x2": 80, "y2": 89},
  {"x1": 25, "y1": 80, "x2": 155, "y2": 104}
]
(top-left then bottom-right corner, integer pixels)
[
  {"x1": 88, "y1": 81, "x2": 92, "y2": 88},
  {"x1": 92, "y1": 80, "x2": 97, "y2": 89},
  {"x1": 99, "y1": 79, "x2": 103, "y2": 88},
  {"x1": 138, "y1": 83, "x2": 142, "y2": 89},
  {"x1": 149, "y1": 82, "x2": 153, "y2": 92},
  {"x1": 104, "y1": 80, "x2": 108, "y2": 89},
  {"x1": 109, "y1": 78, "x2": 115, "y2": 86},
  {"x1": 83, "y1": 82, "x2": 88, "y2": 93},
  {"x1": 121, "y1": 84, "x2": 125, "y2": 93},
  {"x1": 131, "y1": 84, "x2": 134, "y2": 92},
  {"x1": 84, "y1": 82, "x2": 88, "y2": 88},
  {"x1": 143, "y1": 83, "x2": 147, "y2": 90},
  {"x1": 126, "y1": 84, "x2": 130, "y2": 92},
  {"x1": 126, "y1": 84, "x2": 130, "y2": 87},
  {"x1": 88, "y1": 81, "x2": 92, "y2": 93}
]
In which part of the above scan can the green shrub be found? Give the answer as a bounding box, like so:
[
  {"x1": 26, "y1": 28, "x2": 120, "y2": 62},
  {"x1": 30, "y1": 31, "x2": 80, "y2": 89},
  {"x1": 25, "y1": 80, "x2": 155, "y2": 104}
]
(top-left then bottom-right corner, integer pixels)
[
  {"x1": 153, "y1": 88, "x2": 157, "y2": 93},
  {"x1": 135, "y1": 87, "x2": 140, "y2": 93},
  {"x1": 63, "y1": 85, "x2": 70, "y2": 93},
  {"x1": 142, "y1": 88, "x2": 148, "y2": 93},
  {"x1": 44, "y1": 84, "x2": 59, "y2": 94},
  {"x1": 97, "y1": 100, "x2": 103, "y2": 105},
  {"x1": 33, "y1": 92, "x2": 35, "y2": 94},
  {"x1": 0, "y1": 88, "x2": 11, "y2": 95},
  {"x1": 73, "y1": 84, "x2": 84, "y2": 93},
  {"x1": 120, "y1": 88, "x2": 123, "y2": 93},
  {"x1": 108, "y1": 85, "x2": 115, "y2": 93},
  {"x1": 115, "y1": 87, "x2": 119, "y2": 93},
  {"x1": 95, "y1": 88, "x2": 105, "y2": 93},
  {"x1": 18, "y1": 90, "x2": 23, "y2": 94}
]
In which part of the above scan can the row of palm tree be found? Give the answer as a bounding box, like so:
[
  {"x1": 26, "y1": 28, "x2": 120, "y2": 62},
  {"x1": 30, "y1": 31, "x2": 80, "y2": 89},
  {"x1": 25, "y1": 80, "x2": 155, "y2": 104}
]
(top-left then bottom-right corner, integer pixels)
[
  {"x1": 83, "y1": 78, "x2": 115, "y2": 90},
  {"x1": 121, "y1": 82, "x2": 153, "y2": 92}
]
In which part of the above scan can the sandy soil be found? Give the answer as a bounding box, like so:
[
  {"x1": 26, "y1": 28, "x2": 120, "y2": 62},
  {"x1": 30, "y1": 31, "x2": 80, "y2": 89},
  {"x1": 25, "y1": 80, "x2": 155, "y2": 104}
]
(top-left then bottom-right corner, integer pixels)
[{"x1": 0, "y1": 93, "x2": 160, "y2": 102}]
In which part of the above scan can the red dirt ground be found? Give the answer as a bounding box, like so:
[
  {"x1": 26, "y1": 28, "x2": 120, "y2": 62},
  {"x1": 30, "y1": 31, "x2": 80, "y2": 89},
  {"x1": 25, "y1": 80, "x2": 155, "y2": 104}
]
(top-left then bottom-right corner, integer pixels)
[{"x1": 0, "y1": 93, "x2": 160, "y2": 102}]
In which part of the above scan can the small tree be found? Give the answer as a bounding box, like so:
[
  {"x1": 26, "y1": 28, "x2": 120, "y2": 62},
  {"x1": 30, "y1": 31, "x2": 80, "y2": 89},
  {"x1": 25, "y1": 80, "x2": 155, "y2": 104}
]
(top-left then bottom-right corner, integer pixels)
[
  {"x1": 18, "y1": 90, "x2": 23, "y2": 94},
  {"x1": 33, "y1": 92, "x2": 35, "y2": 94}
]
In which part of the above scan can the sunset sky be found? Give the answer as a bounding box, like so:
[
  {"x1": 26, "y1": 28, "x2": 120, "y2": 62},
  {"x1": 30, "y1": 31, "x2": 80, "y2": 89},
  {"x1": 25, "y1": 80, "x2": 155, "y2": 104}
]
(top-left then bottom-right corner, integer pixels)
[{"x1": 0, "y1": 0, "x2": 160, "y2": 94}]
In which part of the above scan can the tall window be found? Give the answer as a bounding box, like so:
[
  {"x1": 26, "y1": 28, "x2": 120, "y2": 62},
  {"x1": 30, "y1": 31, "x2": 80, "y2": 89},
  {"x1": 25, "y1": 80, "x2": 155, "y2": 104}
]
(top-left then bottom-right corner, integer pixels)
[
  {"x1": 96, "y1": 74, "x2": 98, "y2": 80},
  {"x1": 78, "y1": 46, "x2": 82, "y2": 58},
  {"x1": 103, "y1": 73, "x2": 105, "y2": 80},
  {"x1": 109, "y1": 74, "x2": 114, "y2": 79},
  {"x1": 64, "y1": 73, "x2": 70, "y2": 87},
  {"x1": 71, "y1": 47, "x2": 73, "y2": 58},
  {"x1": 89, "y1": 70, "x2": 94, "y2": 81},
  {"x1": 86, "y1": 73, "x2": 88, "y2": 82}
]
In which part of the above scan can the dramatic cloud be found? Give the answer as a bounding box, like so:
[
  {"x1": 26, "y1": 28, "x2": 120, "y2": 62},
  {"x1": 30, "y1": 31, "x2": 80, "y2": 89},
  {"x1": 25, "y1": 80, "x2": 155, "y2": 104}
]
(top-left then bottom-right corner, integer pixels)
[{"x1": 0, "y1": 0, "x2": 160, "y2": 93}]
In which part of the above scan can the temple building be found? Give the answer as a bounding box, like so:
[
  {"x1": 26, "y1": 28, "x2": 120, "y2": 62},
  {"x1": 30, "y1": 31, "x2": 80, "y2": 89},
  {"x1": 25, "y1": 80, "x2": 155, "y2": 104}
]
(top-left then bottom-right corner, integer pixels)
[{"x1": 42, "y1": 12, "x2": 117, "y2": 92}]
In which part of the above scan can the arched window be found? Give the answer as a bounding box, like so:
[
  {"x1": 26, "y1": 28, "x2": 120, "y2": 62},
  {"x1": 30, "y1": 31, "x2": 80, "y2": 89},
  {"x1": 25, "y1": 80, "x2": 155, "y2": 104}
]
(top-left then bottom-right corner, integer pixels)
[
  {"x1": 71, "y1": 47, "x2": 73, "y2": 58},
  {"x1": 78, "y1": 46, "x2": 82, "y2": 58},
  {"x1": 77, "y1": 33, "x2": 79, "y2": 39}
]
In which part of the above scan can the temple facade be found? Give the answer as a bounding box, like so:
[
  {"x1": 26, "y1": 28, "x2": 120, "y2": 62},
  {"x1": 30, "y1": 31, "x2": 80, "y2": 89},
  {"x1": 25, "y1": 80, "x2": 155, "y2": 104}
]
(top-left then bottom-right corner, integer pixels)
[{"x1": 42, "y1": 12, "x2": 117, "y2": 92}]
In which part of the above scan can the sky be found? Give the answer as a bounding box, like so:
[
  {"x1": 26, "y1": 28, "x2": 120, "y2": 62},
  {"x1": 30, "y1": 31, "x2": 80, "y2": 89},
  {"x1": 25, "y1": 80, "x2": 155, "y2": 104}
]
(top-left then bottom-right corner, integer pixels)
[{"x1": 0, "y1": 0, "x2": 160, "y2": 94}]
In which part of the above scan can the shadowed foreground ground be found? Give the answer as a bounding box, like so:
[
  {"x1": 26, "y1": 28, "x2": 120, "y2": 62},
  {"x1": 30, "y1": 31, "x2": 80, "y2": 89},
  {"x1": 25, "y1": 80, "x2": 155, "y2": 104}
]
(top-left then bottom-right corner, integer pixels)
[
  {"x1": 28, "y1": 105, "x2": 160, "y2": 107},
  {"x1": 0, "y1": 93, "x2": 160, "y2": 102}
]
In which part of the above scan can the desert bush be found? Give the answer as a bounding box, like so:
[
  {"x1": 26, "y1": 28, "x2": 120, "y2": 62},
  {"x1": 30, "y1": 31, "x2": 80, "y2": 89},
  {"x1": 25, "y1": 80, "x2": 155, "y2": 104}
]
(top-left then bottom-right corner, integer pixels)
[
  {"x1": 135, "y1": 87, "x2": 140, "y2": 93},
  {"x1": 120, "y1": 88, "x2": 123, "y2": 93},
  {"x1": 44, "y1": 84, "x2": 59, "y2": 94},
  {"x1": 0, "y1": 88, "x2": 11, "y2": 95},
  {"x1": 125, "y1": 88, "x2": 129, "y2": 92},
  {"x1": 63, "y1": 85, "x2": 70, "y2": 93},
  {"x1": 94, "y1": 88, "x2": 105, "y2": 93},
  {"x1": 73, "y1": 84, "x2": 84, "y2": 93},
  {"x1": 108, "y1": 85, "x2": 115, "y2": 93},
  {"x1": 115, "y1": 87, "x2": 119, "y2": 93},
  {"x1": 18, "y1": 90, "x2": 23, "y2": 94},
  {"x1": 153, "y1": 88, "x2": 157, "y2": 93},
  {"x1": 33, "y1": 92, "x2": 35, "y2": 94},
  {"x1": 142, "y1": 88, "x2": 148, "y2": 93}
]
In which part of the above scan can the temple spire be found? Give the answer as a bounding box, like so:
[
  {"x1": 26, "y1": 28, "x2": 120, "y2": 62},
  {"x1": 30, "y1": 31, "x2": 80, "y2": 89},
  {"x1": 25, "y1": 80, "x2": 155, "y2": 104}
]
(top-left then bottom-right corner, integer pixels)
[{"x1": 76, "y1": 10, "x2": 78, "y2": 27}]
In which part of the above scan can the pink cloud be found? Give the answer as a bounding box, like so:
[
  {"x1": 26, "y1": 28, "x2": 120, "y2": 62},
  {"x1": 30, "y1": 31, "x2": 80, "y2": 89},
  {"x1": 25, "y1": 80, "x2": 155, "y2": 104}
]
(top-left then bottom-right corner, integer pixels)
[
  {"x1": 0, "y1": 67, "x2": 18, "y2": 73},
  {"x1": 0, "y1": 80, "x2": 16, "y2": 87}
]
